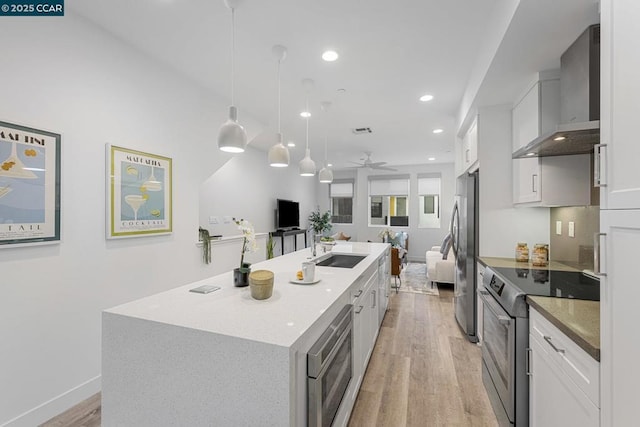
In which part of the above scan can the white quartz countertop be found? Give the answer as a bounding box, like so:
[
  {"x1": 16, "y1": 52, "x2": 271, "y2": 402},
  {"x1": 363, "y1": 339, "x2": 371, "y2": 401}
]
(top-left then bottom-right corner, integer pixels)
[{"x1": 104, "y1": 242, "x2": 388, "y2": 348}]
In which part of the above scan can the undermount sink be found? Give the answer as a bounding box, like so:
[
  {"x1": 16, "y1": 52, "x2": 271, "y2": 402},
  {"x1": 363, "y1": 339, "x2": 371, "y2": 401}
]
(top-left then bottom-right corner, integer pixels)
[{"x1": 315, "y1": 254, "x2": 367, "y2": 269}]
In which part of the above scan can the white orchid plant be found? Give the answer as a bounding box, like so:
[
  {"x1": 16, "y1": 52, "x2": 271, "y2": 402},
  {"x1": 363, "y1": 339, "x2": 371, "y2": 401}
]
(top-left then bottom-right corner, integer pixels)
[{"x1": 234, "y1": 218, "x2": 257, "y2": 272}]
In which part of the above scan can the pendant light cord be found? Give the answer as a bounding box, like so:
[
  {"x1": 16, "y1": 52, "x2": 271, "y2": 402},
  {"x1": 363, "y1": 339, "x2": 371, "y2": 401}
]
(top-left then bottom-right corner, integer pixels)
[
  {"x1": 231, "y1": 7, "x2": 236, "y2": 106},
  {"x1": 277, "y1": 58, "x2": 281, "y2": 134},
  {"x1": 305, "y1": 98, "x2": 310, "y2": 150}
]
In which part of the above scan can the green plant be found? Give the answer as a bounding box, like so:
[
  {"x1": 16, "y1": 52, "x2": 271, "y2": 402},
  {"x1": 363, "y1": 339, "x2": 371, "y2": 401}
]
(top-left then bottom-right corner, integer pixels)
[
  {"x1": 266, "y1": 233, "x2": 275, "y2": 259},
  {"x1": 308, "y1": 210, "x2": 332, "y2": 235},
  {"x1": 198, "y1": 227, "x2": 211, "y2": 264}
]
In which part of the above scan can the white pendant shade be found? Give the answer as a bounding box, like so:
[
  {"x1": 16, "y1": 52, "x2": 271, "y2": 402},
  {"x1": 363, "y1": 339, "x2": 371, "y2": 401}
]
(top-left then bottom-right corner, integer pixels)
[
  {"x1": 318, "y1": 166, "x2": 333, "y2": 183},
  {"x1": 299, "y1": 148, "x2": 316, "y2": 176},
  {"x1": 268, "y1": 133, "x2": 289, "y2": 167},
  {"x1": 218, "y1": 106, "x2": 247, "y2": 153},
  {"x1": 218, "y1": 5, "x2": 246, "y2": 153}
]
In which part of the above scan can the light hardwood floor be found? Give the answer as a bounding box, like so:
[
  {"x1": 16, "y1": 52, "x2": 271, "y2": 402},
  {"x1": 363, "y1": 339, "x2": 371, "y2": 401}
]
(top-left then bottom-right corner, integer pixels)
[
  {"x1": 42, "y1": 287, "x2": 497, "y2": 427},
  {"x1": 347, "y1": 287, "x2": 498, "y2": 427}
]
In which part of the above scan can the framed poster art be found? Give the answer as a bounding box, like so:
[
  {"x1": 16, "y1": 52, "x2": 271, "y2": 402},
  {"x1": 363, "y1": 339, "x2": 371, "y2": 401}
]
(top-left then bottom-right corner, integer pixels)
[
  {"x1": 106, "y1": 144, "x2": 172, "y2": 239},
  {"x1": 0, "y1": 120, "x2": 61, "y2": 247}
]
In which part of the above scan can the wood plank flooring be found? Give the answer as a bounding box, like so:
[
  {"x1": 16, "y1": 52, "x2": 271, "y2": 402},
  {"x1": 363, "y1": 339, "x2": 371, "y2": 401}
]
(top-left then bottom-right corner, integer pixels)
[
  {"x1": 41, "y1": 287, "x2": 497, "y2": 427},
  {"x1": 40, "y1": 392, "x2": 101, "y2": 427},
  {"x1": 348, "y1": 287, "x2": 498, "y2": 427}
]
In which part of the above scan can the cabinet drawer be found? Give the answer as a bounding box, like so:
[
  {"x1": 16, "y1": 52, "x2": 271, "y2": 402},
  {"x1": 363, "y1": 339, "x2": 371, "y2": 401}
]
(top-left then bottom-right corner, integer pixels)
[{"x1": 530, "y1": 308, "x2": 600, "y2": 407}]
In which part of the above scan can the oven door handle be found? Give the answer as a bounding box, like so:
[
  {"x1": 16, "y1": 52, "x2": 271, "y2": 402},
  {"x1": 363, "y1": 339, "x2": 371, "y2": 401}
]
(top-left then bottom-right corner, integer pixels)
[{"x1": 479, "y1": 289, "x2": 512, "y2": 325}]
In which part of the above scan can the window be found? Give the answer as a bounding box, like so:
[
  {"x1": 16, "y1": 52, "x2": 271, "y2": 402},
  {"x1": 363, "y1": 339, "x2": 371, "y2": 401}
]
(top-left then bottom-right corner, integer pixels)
[
  {"x1": 330, "y1": 181, "x2": 353, "y2": 224},
  {"x1": 368, "y1": 177, "x2": 409, "y2": 227},
  {"x1": 418, "y1": 175, "x2": 441, "y2": 228}
]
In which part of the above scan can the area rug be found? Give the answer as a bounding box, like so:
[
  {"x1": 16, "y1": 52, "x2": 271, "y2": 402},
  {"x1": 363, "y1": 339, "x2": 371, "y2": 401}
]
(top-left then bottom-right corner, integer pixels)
[{"x1": 395, "y1": 262, "x2": 439, "y2": 296}]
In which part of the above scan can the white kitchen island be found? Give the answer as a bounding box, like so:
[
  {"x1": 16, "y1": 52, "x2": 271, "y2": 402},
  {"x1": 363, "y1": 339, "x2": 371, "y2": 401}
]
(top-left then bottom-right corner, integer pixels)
[{"x1": 102, "y1": 242, "x2": 390, "y2": 427}]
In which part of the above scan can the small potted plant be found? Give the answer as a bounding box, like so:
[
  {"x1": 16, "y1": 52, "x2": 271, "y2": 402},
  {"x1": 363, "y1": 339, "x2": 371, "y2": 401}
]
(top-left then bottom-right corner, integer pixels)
[
  {"x1": 233, "y1": 218, "x2": 257, "y2": 287},
  {"x1": 308, "y1": 210, "x2": 332, "y2": 237}
]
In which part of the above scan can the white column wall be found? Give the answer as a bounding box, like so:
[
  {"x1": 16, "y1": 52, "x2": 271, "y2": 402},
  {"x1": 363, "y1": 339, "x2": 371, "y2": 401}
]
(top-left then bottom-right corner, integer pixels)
[{"x1": 0, "y1": 13, "x2": 264, "y2": 426}]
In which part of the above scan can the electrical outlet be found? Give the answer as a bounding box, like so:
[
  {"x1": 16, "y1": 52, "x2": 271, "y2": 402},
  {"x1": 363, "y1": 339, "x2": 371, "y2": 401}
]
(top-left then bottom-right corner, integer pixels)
[
  {"x1": 556, "y1": 221, "x2": 562, "y2": 236},
  {"x1": 209, "y1": 216, "x2": 219, "y2": 225},
  {"x1": 568, "y1": 221, "x2": 575, "y2": 238},
  {"x1": 223, "y1": 216, "x2": 232, "y2": 224}
]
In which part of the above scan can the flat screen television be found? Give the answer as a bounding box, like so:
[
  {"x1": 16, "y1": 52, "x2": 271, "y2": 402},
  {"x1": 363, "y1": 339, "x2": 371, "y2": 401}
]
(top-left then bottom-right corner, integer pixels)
[{"x1": 276, "y1": 199, "x2": 300, "y2": 230}]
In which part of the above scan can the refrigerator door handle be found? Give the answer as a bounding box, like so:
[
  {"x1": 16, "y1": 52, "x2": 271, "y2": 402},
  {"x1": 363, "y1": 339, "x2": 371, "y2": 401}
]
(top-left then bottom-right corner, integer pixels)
[{"x1": 450, "y1": 201, "x2": 460, "y2": 256}]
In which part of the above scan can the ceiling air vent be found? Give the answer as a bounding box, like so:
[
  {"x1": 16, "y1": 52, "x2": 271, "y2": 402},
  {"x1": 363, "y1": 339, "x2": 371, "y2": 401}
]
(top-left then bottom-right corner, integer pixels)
[{"x1": 352, "y1": 127, "x2": 372, "y2": 134}]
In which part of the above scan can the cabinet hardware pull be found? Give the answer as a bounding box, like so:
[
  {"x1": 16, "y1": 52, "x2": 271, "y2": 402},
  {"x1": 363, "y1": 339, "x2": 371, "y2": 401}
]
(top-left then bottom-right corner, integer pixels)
[
  {"x1": 498, "y1": 316, "x2": 511, "y2": 326},
  {"x1": 526, "y1": 347, "x2": 533, "y2": 376},
  {"x1": 355, "y1": 290, "x2": 363, "y2": 297},
  {"x1": 543, "y1": 336, "x2": 565, "y2": 353},
  {"x1": 532, "y1": 174, "x2": 538, "y2": 193},
  {"x1": 466, "y1": 149, "x2": 470, "y2": 163},
  {"x1": 372, "y1": 290, "x2": 376, "y2": 308},
  {"x1": 594, "y1": 144, "x2": 607, "y2": 187},
  {"x1": 594, "y1": 232, "x2": 607, "y2": 276},
  {"x1": 355, "y1": 305, "x2": 364, "y2": 314}
]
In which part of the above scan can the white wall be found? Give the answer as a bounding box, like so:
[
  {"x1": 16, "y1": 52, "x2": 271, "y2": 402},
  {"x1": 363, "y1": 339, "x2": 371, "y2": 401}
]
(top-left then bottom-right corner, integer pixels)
[
  {"x1": 318, "y1": 164, "x2": 455, "y2": 263},
  {"x1": 199, "y1": 146, "x2": 317, "y2": 258},
  {"x1": 0, "y1": 13, "x2": 266, "y2": 426},
  {"x1": 477, "y1": 105, "x2": 549, "y2": 257}
]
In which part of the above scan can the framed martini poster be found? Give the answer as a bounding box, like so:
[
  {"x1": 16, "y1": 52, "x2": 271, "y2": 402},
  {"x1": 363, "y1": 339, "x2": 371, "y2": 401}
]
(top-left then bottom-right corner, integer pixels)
[
  {"x1": 106, "y1": 144, "x2": 172, "y2": 239},
  {"x1": 0, "y1": 120, "x2": 61, "y2": 247}
]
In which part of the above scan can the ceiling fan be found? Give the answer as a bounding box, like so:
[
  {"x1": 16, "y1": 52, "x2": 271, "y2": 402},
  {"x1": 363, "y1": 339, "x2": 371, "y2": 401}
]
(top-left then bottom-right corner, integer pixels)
[{"x1": 349, "y1": 151, "x2": 397, "y2": 171}]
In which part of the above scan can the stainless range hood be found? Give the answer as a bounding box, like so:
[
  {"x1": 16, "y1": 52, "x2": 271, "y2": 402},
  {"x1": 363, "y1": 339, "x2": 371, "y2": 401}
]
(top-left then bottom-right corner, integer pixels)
[{"x1": 513, "y1": 25, "x2": 600, "y2": 159}]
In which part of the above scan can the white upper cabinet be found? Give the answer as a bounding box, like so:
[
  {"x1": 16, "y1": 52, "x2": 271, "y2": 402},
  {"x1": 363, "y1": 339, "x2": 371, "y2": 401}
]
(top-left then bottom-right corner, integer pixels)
[
  {"x1": 512, "y1": 75, "x2": 561, "y2": 152},
  {"x1": 460, "y1": 116, "x2": 478, "y2": 173},
  {"x1": 514, "y1": 154, "x2": 591, "y2": 206},
  {"x1": 599, "y1": 0, "x2": 640, "y2": 209}
]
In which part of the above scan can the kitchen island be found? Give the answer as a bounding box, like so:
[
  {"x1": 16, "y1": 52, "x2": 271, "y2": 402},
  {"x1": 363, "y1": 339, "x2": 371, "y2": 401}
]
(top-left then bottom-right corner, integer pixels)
[{"x1": 102, "y1": 242, "x2": 390, "y2": 427}]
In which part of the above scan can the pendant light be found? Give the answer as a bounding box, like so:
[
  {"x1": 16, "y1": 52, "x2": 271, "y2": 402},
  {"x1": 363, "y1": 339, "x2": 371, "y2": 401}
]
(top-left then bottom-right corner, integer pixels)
[
  {"x1": 268, "y1": 45, "x2": 290, "y2": 167},
  {"x1": 299, "y1": 79, "x2": 316, "y2": 176},
  {"x1": 218, "y1": 0, "x2": 248, "y2": 153},
  {"x1": 318, "y1": 101, "x2": 334, "y2": 183}
]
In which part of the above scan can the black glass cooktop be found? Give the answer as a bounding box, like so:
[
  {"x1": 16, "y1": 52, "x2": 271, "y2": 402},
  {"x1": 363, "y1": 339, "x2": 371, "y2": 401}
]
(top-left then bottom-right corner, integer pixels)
[{"x1": 492, "y1": 266, "x2": 600, "y2": 301}]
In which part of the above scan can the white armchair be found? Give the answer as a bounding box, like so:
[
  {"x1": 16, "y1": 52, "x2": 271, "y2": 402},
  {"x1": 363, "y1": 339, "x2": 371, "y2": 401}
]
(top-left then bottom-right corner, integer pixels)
[{"x1": 426, "y1": 245, "x2": 454, "y2": 286}]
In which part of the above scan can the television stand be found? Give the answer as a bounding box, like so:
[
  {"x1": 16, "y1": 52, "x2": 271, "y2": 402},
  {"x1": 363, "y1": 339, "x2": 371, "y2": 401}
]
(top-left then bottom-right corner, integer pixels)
[{"x1": 271, "y1": 229, "x2": 307, "y2": 255}]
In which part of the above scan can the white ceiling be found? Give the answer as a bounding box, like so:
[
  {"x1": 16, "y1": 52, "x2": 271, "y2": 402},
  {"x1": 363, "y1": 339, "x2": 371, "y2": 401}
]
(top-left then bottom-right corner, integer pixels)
[{"x1": 67, "y1": 0, "x2": 598, "y2": 170}]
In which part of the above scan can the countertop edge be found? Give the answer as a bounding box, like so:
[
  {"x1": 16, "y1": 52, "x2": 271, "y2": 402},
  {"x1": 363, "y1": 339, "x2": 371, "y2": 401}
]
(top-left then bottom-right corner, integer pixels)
[{"x1": 526, "y1": 296, "x2": 600, "y2": 362}]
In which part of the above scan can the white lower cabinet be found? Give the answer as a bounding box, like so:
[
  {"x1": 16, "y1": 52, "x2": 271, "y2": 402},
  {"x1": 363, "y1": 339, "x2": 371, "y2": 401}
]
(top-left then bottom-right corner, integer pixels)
[
  {"x1": 529, "y1": 307, "x2": 600, "y2": 427},
  {"x1": 351, "y1": 268, "x2": 379, "y2": 398}
]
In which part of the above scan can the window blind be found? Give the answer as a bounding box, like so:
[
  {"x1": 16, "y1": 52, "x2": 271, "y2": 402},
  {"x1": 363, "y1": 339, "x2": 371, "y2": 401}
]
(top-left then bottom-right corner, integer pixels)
[
  {"x1": 369, "y1": 178, "x2": 409, "y2": 196},
  {"x1": 330, "y1": 181, "x2": 354, "y2": 198}
]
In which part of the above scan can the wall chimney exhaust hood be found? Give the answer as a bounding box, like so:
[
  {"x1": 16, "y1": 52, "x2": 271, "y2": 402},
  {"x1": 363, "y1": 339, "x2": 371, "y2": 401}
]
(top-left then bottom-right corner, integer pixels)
[{"x1": 513, "y1": 24, "x2": 600, "y2": 159}]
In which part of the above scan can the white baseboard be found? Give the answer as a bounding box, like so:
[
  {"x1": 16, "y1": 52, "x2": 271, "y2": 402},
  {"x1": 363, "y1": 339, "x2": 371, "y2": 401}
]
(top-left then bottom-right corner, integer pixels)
[{"x1": 2, "y1": 375, "x2": 101, "y2": 427}]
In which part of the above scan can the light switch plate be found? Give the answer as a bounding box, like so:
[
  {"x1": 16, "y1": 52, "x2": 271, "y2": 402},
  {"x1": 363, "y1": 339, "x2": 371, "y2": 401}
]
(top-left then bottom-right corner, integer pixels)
[
  {"x1": 568, "y1": 221, "x2": 575, "y2": 238},
  {"x1": 556, "y1": 221, "x2": 562, "y2": 235},
  {"x1": 223, "y1": 216, "x2": 232, "y2": 224}
]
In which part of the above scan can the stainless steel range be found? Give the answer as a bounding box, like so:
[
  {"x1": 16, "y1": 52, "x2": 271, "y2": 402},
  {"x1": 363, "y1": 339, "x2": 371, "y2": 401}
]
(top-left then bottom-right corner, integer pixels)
[{"x1": 480, "y1": 266, "x2": 599, "y2": 426}]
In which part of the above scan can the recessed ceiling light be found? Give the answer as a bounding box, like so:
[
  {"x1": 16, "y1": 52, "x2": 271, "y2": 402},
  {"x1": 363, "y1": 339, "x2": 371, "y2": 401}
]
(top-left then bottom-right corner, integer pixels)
[
  {"x1": 428, "y1": 157, "x2": 436, "y2": 161},
  {"x1": 526, "y1": 152, "x2": 536, "y2": 156},
  {"x1": 419, "y1": 94, "x2": 434, "y2": 102},
  {"x1": 322, "y1": 50, "x2": 339, "y2": 62},
  {"x1": 287, "y1": 142, "x2": 296, "y2": 147},
  {"x1": 328, "y1": 163, "x2": 333, "y2": 167},
  {"x1": 300, "y1": 111, "x2": 311, "y2": 118},
  {"x1": 554, "y1": 136, "x2": 566, "y2": 141},
  {"x1": 432, "y1": 128, "x2": 443, "y2": 134}
]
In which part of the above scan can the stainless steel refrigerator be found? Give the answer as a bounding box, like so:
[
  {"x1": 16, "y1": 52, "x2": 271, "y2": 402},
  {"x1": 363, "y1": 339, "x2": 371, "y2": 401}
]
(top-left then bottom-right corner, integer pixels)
[{"x1": 450, "y1": 170, "x2": 479, "y2": 343}]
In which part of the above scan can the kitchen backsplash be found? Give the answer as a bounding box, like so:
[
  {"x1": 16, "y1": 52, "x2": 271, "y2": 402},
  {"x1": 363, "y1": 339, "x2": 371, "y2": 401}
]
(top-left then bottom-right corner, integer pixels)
[{"x1": 550, "y1": 206, "x2": 599, "y2": 270}]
